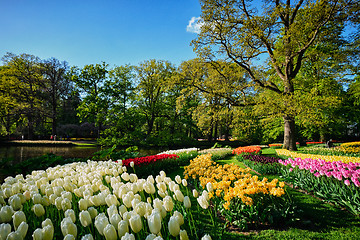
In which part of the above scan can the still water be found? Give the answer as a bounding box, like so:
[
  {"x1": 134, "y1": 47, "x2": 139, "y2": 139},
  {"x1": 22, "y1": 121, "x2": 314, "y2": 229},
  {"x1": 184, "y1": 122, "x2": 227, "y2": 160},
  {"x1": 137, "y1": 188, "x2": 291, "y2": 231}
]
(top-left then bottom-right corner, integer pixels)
[{"x1": 0, "y1": 145, "x2": 166, "y2": 163}]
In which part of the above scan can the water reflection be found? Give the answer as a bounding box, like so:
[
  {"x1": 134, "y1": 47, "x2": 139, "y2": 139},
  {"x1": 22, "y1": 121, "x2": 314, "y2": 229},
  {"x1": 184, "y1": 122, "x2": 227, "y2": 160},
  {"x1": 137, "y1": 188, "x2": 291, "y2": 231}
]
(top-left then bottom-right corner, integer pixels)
[{"x1": 0, "y1": 145, "x2": 166, "y2": 163}]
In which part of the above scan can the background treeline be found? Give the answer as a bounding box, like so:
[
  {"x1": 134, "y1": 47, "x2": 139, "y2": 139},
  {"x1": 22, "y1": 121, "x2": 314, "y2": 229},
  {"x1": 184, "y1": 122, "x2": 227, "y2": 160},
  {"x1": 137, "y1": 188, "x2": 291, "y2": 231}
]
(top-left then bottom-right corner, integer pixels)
[{"x1": 0, "y1": 49, "x2": 359, "y2": 147}]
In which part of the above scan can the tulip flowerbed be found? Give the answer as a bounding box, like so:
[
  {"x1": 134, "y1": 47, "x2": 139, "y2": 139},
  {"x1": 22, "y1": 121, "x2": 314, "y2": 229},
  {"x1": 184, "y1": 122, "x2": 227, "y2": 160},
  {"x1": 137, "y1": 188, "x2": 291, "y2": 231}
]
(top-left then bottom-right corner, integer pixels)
[
  {"x1": 276, "y1": 149, "x2": 360, "y2": 164},
  {"x1": 184, "y1": 154, "x2": 295, "y2": 230},
  {"x1": 0, "y1": 160, "x2": 216, "y2": 240},
  {"x1": 236, "y1": 154, "x2": 283, "y2": 175},
  {"x1": 118, "y1": 152, "x2": 199, "y2": 178},
  {"x1": 232, "y1": 146, "x2": 261, "y2": 155},
  {"x1": 279, "y1": 157, "x2": 360, "y2": 215}
]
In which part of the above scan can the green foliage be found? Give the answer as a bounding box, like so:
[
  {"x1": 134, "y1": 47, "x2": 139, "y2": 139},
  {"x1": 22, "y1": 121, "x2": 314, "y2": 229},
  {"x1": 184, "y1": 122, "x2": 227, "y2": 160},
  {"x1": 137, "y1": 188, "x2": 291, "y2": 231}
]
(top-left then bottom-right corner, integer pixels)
[{"x1": 91, "y1": 145, "x2": 139, "y2": 161}]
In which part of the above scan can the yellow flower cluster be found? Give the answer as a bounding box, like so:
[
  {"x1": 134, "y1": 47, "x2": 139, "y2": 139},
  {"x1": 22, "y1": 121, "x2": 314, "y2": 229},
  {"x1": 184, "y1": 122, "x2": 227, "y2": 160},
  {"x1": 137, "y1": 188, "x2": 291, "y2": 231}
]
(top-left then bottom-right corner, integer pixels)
[
  {"x1": 184, "y1": 154, "x2": 285, "y2": 209},
  {"x1": 276, "y1": 149, "x2": 360, "y2": 163},
  {"x1": 339, "y1": 142, "x2": 360, "y2": 154}
]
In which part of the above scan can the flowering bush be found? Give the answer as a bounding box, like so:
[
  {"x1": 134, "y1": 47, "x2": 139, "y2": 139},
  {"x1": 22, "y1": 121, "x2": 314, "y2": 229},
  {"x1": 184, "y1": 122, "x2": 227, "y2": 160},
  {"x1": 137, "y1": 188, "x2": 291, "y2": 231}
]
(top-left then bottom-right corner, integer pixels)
[
  {"x1": 237, "y1": 154, "x2": 282, "y2": 175},
  {"x1": 0, "y1": 160, "x2": 213, "y2": 239},
  {"x1": 276, "y1": 149, "x2": 360, "y2": 164},
  {"x1": 184, "y1": 154, "x2": 294, "y2": 230},
  {"x1": 232, "y1": 146, "x2": 262, "y2": 155},
  {"x1": 279, "y1": 157, "x2": 360, "y2": 215}
]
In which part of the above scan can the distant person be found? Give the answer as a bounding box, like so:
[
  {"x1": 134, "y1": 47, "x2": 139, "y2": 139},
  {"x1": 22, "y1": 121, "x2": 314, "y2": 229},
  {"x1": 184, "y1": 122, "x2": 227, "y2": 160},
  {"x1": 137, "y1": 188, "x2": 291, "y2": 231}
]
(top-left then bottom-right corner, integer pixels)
[
  {"x1": 21, "y1": 135, "x2": 24, "y2": 140},
  {"x1": 50, "y1": 135, "x2": 53, "y2": 140},
  {"x1": 326, "y1": 139, "x2": 333, "y2": 148}
]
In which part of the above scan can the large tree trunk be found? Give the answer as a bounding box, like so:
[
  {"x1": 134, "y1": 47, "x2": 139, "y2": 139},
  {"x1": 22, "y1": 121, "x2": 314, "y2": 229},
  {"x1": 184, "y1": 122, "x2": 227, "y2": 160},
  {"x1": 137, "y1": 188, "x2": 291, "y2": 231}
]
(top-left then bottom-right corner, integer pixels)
[{"x1": 283, "y1": 115, "x2": 297, "y2": 150}]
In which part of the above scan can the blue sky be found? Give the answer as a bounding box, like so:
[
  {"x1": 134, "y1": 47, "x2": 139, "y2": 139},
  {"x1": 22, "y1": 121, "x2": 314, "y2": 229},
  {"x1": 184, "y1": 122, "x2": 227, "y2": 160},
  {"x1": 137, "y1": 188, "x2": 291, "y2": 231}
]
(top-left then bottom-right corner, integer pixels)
[{"x1": 0, "y1": 0, "x2": 202, "y2": 67}]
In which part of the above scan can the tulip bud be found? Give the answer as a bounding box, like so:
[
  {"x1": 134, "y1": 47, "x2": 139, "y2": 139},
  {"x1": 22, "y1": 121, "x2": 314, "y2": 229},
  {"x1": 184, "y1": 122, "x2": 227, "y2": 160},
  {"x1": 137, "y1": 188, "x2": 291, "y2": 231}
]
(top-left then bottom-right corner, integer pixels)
[
  {"x1": 175, "y1": 190, "x2": 184, "y2": 202},
  {"x1": 62, "y1": 198, "x2": 72, "y2": 211},
  {"x1": 61, "y1": 217, "x2": 77, "y2": 238},
  {"x1": 0, "y1": 205, "x2": 13, "y2": 223},
  {"x1": 121, "y1": 232, "x2": 135, "y2": 240},
  {"x1": 201, "y1": 234, "x2": 212, "y2": 240},
  {"x1": 129, "y1": 213, "x2": 142, "y2": 233},
  {"x1": 12, "y1": 211, "x2": 26, "y2": 230},
  {"x1": 81, "y1": 234, "x2": 94, "y2": 240},
  {"x1": 121, "y1": 173, "x2": 130, "y2": 182},
  {"x1": 107, "y1": 205, "x2": 119, "y2": 218},
  {"x1": 64, "y1": 234, "x2": 75, "y2": 240},
  {"x1": 130, "y1": 162, "x2": 135, "y2": 168},
  {"x1": 32, "y1": 193, "x2": 42, "y2": 204},
  {"x1": 173, "y1": 211, "x2": 184, "y2": 225},
  {"x1": 94, "y1": 213, "x2": 109, "y2": 235},
  {"x1": 168, "y1": 215, "x2": 180, "y2": 237},
  {"x1": 32, "y1": 204, "x2": 45, "y2": 217},
  {"x1": 118, "y1": 220, "x2": 129, "y2": 238},
  {"x1": 55, "y1": 197, "x2": 62, "y2": 210},
  {"x1": 118, "y1": 205, "x2": 127, "y2": 217},
  {"x1": 145, "y1": 234, "x2": 157, "y2": 240},
  {"x1": 192, "y1": 189, "x2": 199, "y2": 198},
  {"x1": 110, "y1": 214, "x2": 121, "y2": 230},
  {"x1": 105, "y1": 194, "x2": 119, "y2": 207},
  {"x1": 80, "y1": 211, "x2": 92, "y2": 227},
  {"x1": 42, "y1": 224, "x2": 54, "y2": 240},
  {"x1": 206, "y1": 182, "x2": 213, "y2": 192},
  {"x1": 103, "y1": 224, "x2": 117, "y2": 240},
  {"x1": 147, "y1": 210, "x2": 162, "y2": 234},
  {"x1": 16, "y1": 221, "x2": 28, "y2": 239},
  {"x1": 79, "y1": 199, "x2": 89, "y2": 211},
  {"x1": 175, "y1": 175, "x2": 181, "y2": 184},
  {"x1": 65, "y1": 209, "x2": 76, "y2": 223},
  {"x1": 33, "y1": 228, "x2": 43, "y2": 240},
  {"x1": 7, "y1": 231, "x2": 22, "y2": 240},
  {"x1": 0, "y1": 223, "x2": 11, "y2": 239},
  {"x1": 197, "y1": 195, "x2": 209, "y2": 209},
  {"x1": 9, "y1": 195, "x2": 22, "y2": 211},
  {"x1": 180, "y1": 229, "x2": 189, "y2": 240},
  {"x1": 163, "y1": 196, "x2": 174, "y2": 212},
  {"x1": 181, "y1": 179, "x2": 187, "y2": 187},
  {"x1": 184, "y1": 196, "x2": 191, "y2": 209},
  {"x1": 87, "y1": 207, "x2": 98, "y2": 219}
]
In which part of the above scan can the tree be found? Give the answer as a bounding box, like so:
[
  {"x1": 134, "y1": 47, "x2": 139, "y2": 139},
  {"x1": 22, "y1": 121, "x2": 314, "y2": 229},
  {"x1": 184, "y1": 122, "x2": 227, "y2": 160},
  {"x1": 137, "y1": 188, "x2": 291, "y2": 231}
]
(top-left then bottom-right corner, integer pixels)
[
  {"x1": 42, "y1": 58, "x2": 71, "y2": 136},
  {"x1": 71, "y1": 62, "x2": 109, "y2": 138},
  {"x1": 1, "y1": 53, "x2": 44, "y2": 139},
  {"x1": 135, "y1": 59, "x2": 175, "y2": 137},
  {"x1": 192, "y1": 0, "x2": 354, "y2": 150}
]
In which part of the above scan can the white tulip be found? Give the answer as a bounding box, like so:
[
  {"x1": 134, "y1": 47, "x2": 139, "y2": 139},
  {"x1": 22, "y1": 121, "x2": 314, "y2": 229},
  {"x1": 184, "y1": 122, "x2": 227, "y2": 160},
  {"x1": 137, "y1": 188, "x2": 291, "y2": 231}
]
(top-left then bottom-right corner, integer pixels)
[
  {"x1": 103, "y1": 224, "x2": 117, "y2": 240},
  {"x1": 42, "y1": 224, "x2": 54, "y2": 240},
  {"x1": 16, "y1": 221, "x2": 28, "y2": 239},
  {"x1": 65, "y1": 209, "x2": 76, "y2": 223},
  {"x1": 168, "y1": 215, "x2": 180, "y2": 237},
  {"x1": 79, "y1": 211, "x2": 92, "y2": 227},
  {"x1": 32, "y1": 204, "x2": 45, "y2": 217},
  {"x1": 32, "y1": 228, "x2": 43, "y2": 240},
  {"x1": 120, "y1": 232, "x2": 135, "y2": 240},
  {"x1": 79, "y1": 199, "x2": 89, "y2": 211},
  {"x1": 0, "y1": 223, "x2": 11, "y2": 240},
  {"x1": 147, "y1": 210, "x2": 162, "y2": 234},
  {"x1": 173, "y1": 211, "x2": 184, "y2": 225},
  {"x1": 110, "y1": 214, "x2": 121, "y2": 230},
  {"x1": 184, "y1": 196, "x2": 191, "y2": 209},
  {"x1": 201, "y1": 234, "x2": 212, "y2": 240},
  {"x1": 180, "y1": 229, "x2": 189, "y2": 240},
  {"x1": 175, "y1": 190, "x2": 184, "y2": 202},
  {"x1": 175, "y1": 175, "x2": 182, "y2": 184},
  {"x1": 81, "y1": 234, "x2": 94, "y2": 240},
  {"x1": 64, "y1": 234, "x2": 75, "y2": 240},
  {"x1": 117, "y1": 220, "x2": 129, "y2": 238},
  {"x1": 129, "y1": 213, "x2": 142, "y2": 233},
  {"x1": 12, "y1": 211, "x2": 26, "y2": 230}
]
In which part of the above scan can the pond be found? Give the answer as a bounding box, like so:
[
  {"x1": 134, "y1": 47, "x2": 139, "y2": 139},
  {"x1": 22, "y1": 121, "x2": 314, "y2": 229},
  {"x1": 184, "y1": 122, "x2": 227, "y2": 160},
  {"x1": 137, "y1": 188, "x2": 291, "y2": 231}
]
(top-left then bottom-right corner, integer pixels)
[{"x1": 0, "y1": 145, "x2": 166, "y2": 163}]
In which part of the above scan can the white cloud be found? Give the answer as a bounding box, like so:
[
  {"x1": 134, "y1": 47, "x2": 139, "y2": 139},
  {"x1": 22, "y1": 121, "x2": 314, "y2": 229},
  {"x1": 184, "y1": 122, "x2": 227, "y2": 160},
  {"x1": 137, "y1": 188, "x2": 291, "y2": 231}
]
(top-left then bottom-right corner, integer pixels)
[{"x1": 186, "y1": 16, "x2": 204, "y2": 34}]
